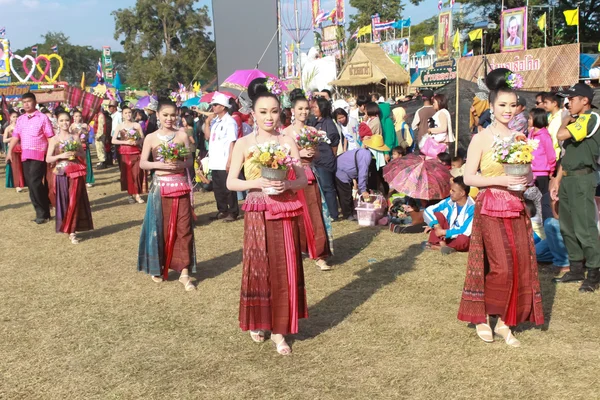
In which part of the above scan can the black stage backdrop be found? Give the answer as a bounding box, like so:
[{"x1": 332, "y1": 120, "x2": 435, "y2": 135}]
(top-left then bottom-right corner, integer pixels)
[{"x1": 212, "y1": 0, "x2": 280, "y2": 88}]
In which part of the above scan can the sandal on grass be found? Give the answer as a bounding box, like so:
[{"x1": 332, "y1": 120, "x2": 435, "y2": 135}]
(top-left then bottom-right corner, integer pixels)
[
  {"x1": 271, "y1": 334, "x2": 291, "y2": 356},
  {"x1": 476, "y1": 323, "x2": 494, "y2": 343},
  {"x1": 151, "y1": 276, "x2": 163, "y2": 283},
  {"x1": 69, "y1": 234, "x2": 80, "y2": 245},
  {"x1": 250, "y1": 330, "x2": 266, "y2": 343},
  {"x1": 178, "y1": 274, "x2": 195, "y2": 291},
  {"x1": 127, "y1": 196, "x2": 136, "y2": 204},
  {"x1": 316, "y1": 259, "x2": 332, "y2": 271},
  {"x1": 494, "y1": 319, "x2": 521, "y2": 347}
]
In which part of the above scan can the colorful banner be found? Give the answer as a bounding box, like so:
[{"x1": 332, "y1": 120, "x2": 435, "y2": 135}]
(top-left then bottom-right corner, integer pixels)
[
  {"x1": 312, "y1": 0, "x2": 321, "y2": 26},
  {"x1": 381, "y1": 38, "x2": 410, "y2": 67},
  {"x1": 371, "y1": 14, "x2": 381, "y2": 43},
  {"x1": 285, "y1": 47, "x2": 295, "y2": 78},
  {"x1": 102, "y1": 46, "x2": 114, "y2": 82},
  {"x1": 0, "y1": 39, "x2": 9, "y2": 79},
  {"x1": 501, "y1": 7, "x2": 527, "y2": 53},
  {"x1": 335, "y1": 0, "x2": 344, "y2": 23},
  {"x1": 322, "y1": 40, "x2": 340, "y2": 58},
  {"x1": 437, "y1": 11, "x2": 452, "y2": 60}
]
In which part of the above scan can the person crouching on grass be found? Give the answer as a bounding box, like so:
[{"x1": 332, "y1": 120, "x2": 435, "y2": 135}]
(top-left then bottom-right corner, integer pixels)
[{"x1": 423, "y1": 176, "x2": 474, "y2": 255}]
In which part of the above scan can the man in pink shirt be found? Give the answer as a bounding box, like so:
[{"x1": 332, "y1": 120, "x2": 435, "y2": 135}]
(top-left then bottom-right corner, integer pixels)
[{"x1": 6, "y1": 92, "x2": 55, "y2": 224}]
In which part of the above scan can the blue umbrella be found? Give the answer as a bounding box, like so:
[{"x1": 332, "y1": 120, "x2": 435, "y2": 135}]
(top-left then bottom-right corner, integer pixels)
[{"x1": 182, "y1": 97, "x2": 202, "y2": 107}]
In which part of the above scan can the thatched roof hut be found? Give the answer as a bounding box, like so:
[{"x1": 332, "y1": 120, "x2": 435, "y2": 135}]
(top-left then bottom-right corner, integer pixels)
[{"x1": 330, "y1": 43, "x2": 410, "y2": 99}]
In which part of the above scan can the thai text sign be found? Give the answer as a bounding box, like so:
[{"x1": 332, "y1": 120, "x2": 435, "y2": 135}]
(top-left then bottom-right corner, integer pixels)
[
  {"x1": 458, "y1": 44, "x2": 579, "y2": 90},
  {"x1": 421, "y1": 59, "x2": 456, "y2": 85},
  {"x1": 348, "y1": 62, "x2": 372, "y2": 78}
]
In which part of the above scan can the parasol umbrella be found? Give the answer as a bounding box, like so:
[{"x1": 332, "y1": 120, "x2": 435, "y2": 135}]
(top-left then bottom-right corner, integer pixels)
[
  {"x1": 221, "y1": 69, "x2": 282, "y2": 91},
  {"x1": 182, "y1": 97, "x2": 202, "y2": 107},
  {"x1": 135, "y1": 95, "x2": 157, "y2": 109},
  {"x1": 200, "y1": 91, "x2": 236, "y2": 103},
  {"x1": 383, "y1": 154, "x2": 452, "y2": 200}
]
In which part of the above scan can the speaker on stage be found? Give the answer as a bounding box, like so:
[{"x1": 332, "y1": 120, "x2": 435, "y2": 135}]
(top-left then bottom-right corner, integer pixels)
[{"x1": 212, "y1": 0, "x2": 280, "y2": 89}]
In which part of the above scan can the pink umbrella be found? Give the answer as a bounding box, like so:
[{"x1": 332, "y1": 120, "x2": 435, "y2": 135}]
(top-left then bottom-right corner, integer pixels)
[
  {"x1": 221, "y1": 69, "x2": 283, "y2": 91},
  {"x1": 383, "y1": 154, "x2": 452, "y2": 200},
  {"x1": 200, "y1": 91, "x2": 236, "y2": 103}
]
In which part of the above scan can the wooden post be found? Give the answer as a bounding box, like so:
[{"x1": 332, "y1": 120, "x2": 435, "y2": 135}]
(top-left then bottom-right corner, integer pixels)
[{"x1": 454, "y1": 59, "x2": 459, "y2": 157}]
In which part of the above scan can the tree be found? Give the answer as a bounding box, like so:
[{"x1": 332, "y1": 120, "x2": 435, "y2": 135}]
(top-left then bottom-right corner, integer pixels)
[{"x1": 112, "y1": 0, "x2": 216, "y2": 91}]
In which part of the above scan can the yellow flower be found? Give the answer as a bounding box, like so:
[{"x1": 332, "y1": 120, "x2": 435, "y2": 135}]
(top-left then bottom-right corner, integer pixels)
[
  {"x1": 259, "y1": 152, "x2": 271, "y2": 164},
  {"x1": 521, "y1": 145, "x2": 533, "y2": 154},
  {"x1": 521, "y1": 152, "x2": 532, "y2": 163},
  {"x1": 275, "y1": 150, "x2": 286, "y2": 159}
]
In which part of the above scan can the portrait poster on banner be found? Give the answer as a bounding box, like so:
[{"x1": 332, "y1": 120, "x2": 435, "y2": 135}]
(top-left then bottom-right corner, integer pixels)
[
  {"x1": 437, "y1": 11, "x2": 452, "y2": 60},
  {"x1": 0, "y1": 39, "x2": 10, "y2": 78},
  {"x1": 501, "y1": 7, "x2": 527, "y2": 53},
  {"x1": 381, "y1": 38, "x2": 410, "y2": 66}
]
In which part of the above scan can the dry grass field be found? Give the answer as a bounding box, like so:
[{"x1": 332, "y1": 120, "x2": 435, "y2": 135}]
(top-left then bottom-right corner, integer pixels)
[{"x1": 1, "y1": 161, "x2": 599, "y2": 400}]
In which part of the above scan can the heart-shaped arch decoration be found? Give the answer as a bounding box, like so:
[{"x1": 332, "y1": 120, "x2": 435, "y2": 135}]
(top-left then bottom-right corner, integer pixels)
[
  {"x1": 35, "y1": 54, "x2": 64, "y2": 83},
  {"x1": 25, "y1": 55, "x2": 50, "y2": 82},
  {"x1": 9, "y1": 54, "x2": 37, "y2": 82}
]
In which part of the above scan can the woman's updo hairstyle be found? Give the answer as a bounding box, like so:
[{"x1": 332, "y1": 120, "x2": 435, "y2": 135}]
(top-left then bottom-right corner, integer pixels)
[
  {"x1": 248, "y1": 77, "x2": 280, "y2": 109},
  {"x1": 157, "y1": 97, "x2": 176, "y2": 112},
  {"x1": 289, "y1": 88, "x2": 308, "y2": 107},
  {"x1": 485, "y1": 68, "x2": 516, "y2": 104},
  {"x1": 54, "y1": 107, "x2": 69, "y2": 119}
]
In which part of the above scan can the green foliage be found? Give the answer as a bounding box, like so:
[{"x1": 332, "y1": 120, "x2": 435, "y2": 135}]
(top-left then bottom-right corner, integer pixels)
[{"x1": 112, "y1": 0, "x2": 216, "y2": 91}]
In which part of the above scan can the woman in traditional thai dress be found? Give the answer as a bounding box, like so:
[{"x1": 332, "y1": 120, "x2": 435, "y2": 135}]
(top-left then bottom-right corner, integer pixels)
[
  {"x1": 227, "y1": 79, "x2": 308, "y2": 355},
  {"x1": 46, "y1": 110, "x2": 94, "y2": 244},
  {"x1": 458, "y1": 69, "x2": 544, "y2": 347},
  {"x1": 137, "y1": 99, "x2": 197, "y2": 291},
  {"x1": 3, "y1": 110, "x2": 22, "y2": 190},
  {"x1": 112, "y1": 106, "x2": 146, "y2": 204},
  {"x1": 70, "y1": 110, "x2": 95, "y2": 188},
  {"x1": 283, "y1": 89, "x2": 333, "y2": 271}
]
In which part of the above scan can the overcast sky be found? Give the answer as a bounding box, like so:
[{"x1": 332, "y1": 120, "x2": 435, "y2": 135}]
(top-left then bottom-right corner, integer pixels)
[{"x1": 2, "y1": 0, "x2": 439, "y2": 51}]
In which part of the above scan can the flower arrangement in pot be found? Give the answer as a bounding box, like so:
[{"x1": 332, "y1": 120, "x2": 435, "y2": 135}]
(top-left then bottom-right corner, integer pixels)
[
  {"x1": 250, "y1": 141, "x2": 297, "y2": 195},
  {"x1": 492, "y1": 133, "x2": 539, "y2": 191}
]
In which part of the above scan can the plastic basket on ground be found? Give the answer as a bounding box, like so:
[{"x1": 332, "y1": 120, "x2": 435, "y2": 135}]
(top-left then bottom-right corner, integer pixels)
[{"x1": 355, "y1": 194, "x2": 387, "y2": 227}]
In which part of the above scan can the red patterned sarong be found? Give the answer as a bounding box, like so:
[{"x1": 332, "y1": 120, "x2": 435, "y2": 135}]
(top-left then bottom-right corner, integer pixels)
[
  {"x1": 119, "y1": 146, "x2": 143, "y2": 195},
  {"x1": 11, "y1": 144, "x2": 25, "y2": 188},
  {"x1": 239, "y1": 190, "x2": 308, "y2": 335},
  {"x1": 458, "y1": 188, "x2": 544, "y2": 326},
  {"x1": 297, "y1": 164, "x2": 332, "y2": 260}
]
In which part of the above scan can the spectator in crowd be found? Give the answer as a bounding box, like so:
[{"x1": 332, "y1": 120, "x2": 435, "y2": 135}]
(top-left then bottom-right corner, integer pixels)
[
  {"x1": 536, "y1": 193, "x2": 569, "y2": 271},
  {"x1": 391, "y1": 146, "x2": 405, "y2": 160},
  {"x1": 542, "y1": 92, "x2": 564, "y2": 160},
  {"x1": 421, "y1": 93, "x2": 454, "y2": 159},
  {"x1": 423, "y1": 176, "x2": 475, "y2": 254},
  {"x1": 335, "y1": 147, "x2": 372, "y2": 221},
  {"x1": 470, "y1": 96, "x2": 490, "y2": 134},
  {"x1": 451, "y1": 155, "x2": 465, "y2": 177},
  {"x1": 309, "y1": 96, "x2": 340, "y2": 221},
  {"x1": 528, "y1": 107, "x2": 556, "y2": 194},
  {"x1": 203, "y1": 92, "x2": 239, "y2": 222},
  {"x1": 333, "y1": 108, "x2": 359, "y2": 151},
  {"x1": 437, "y1": 152, "x2": 452, "y2": 169},
  {"x1": 509, "y1": 96, "x2": 528, "y2": 134},
  {"x1": 389, "y1": 197, "x2": 426, "y2": 234},
  {"x1": 535, "y1": 92, "x2": 546, "y2": 108},
  {"x1": 411, "y1": 90, "x2": 436, "y2": 150}
]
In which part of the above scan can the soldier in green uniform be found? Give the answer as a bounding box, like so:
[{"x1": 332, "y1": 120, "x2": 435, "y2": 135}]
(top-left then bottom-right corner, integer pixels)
[{"x1": 550, "y1": 83, "x2": 600, "y2": 292}]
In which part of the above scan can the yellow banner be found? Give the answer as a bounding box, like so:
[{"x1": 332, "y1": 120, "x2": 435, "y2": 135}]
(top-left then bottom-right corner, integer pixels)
[
  {"x1": 468, "y1": 29, "x2": 482, "y2": 41},
  {"x1": 563, "y1": 9, "x2": 579, "y2": 26},
  {"x1": 423, "y1": 35, "x2": 435, "y2": 46}
]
